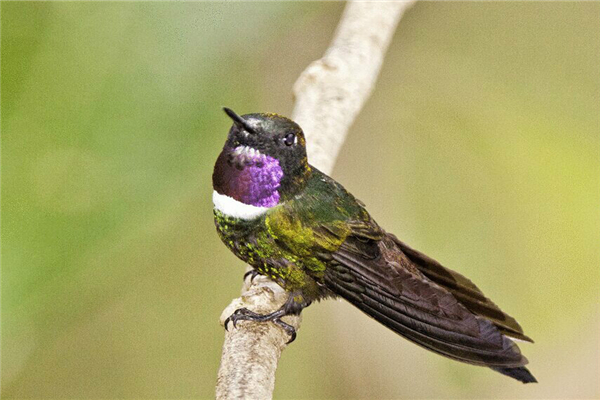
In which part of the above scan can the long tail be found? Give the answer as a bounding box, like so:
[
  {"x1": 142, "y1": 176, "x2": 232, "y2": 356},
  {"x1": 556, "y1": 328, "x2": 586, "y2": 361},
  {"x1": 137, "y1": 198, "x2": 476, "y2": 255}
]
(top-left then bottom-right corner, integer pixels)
[
  {"x1": 324, "y1": 235, "x2": 537, "y2": 383},
  {"x1": 391, "y1": 235, "x2": 534, "y2": 343}
]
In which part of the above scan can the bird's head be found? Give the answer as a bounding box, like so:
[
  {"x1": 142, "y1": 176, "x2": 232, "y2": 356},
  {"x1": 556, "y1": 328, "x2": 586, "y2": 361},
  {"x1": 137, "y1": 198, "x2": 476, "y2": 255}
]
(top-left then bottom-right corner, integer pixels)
[{"x1": 212, "y1": 108, "x2": 311, "y2": 210}]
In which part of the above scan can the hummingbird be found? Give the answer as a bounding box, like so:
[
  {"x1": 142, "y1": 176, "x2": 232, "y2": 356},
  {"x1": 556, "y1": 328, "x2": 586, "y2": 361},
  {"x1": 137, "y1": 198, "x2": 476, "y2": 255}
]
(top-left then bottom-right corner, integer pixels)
[{"x1": 212, "y1": 107, "x2": 536, "y2": 384}]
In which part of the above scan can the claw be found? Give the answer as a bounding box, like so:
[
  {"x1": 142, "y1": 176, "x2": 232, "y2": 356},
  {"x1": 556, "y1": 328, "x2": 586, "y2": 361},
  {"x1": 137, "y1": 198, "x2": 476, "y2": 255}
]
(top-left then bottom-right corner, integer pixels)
[
  {"x1": 242, "y1": 270, "x2": 252, "y2": 281},
  {"x1": 273, "y1": 318, "x2": 297, "y2": 343},
  {"x1": 243, "y1": 270, "x2": 262, "y2": 283},
  {"x1": 222, "y1": 307, "x2": 297, "y2": 343},
  {"x1": 222, "y1": 292, "x2": 310, "y2": 343},
  {"x1": 288, "y1": 331, "x2": 296, "y2": 344},
  {"x1": 224, "y1": 308, "x2": 247, "y2": 331}
]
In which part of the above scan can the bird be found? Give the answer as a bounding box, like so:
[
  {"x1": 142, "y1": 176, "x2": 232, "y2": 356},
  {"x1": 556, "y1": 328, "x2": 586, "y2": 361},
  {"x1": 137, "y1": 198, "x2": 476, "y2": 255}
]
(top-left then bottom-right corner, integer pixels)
[{"x1": 212, "y1": 107, "x2": 536, "y2": 384}]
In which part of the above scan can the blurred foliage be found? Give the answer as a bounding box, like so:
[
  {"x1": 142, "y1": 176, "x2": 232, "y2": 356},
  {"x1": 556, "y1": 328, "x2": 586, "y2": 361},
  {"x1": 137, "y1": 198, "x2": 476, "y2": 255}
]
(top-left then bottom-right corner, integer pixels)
[{"x1": 1, "y1": 2, "x2": 599, "y2": 399}]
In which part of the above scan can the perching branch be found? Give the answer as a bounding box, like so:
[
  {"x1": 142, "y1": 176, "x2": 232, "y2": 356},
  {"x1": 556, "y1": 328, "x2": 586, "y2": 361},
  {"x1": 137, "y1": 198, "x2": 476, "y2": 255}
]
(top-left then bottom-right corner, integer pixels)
[{"x1": 216, "y1": 2, "x2": 416, "y2": 399}]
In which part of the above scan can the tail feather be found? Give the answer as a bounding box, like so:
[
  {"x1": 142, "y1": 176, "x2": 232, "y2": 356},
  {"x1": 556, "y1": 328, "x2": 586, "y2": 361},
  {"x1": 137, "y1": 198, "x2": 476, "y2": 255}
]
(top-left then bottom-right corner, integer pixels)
[
  {"x1": 391, "y1": 235, "x2": 534, "y2": 343},
  {"x1": 324, "y1": 234, "x2": 537, "y2": 383},
  {"x1": 329, "y1": 271, "x2": 527, "y2": 367},
  {"x1": 491, "y1": 366, "x2": 538, "y2": 383}
]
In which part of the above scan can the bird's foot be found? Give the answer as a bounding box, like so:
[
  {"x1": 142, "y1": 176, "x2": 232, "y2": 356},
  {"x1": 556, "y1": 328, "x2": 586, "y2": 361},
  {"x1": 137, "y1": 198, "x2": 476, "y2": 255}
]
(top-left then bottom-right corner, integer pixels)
[
  {"x1": 243, "y1": 269, "x2": 262, "y2": 283},
  {"x1": 224, "y1": 307, "x2": 297, "y2": 343}
]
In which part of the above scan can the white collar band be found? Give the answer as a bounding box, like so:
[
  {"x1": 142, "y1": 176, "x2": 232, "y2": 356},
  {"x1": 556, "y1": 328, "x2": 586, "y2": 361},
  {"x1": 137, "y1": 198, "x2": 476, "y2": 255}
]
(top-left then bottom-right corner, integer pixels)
[{"x1": 212, "y1": 190, "x2": 271, "y2": 220}]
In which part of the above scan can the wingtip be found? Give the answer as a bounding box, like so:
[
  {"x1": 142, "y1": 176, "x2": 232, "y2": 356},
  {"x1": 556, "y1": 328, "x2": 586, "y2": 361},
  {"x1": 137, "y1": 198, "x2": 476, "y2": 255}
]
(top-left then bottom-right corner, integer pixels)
[{"x1": 505, "y1": 332, "x2": 535, "y2": 344}]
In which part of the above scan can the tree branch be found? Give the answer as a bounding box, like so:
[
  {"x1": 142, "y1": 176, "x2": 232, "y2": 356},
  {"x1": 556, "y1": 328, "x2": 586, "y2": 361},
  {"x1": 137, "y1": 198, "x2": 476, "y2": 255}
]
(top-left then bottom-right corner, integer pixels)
[{"x1": 216, "y1": 2, "x2": 416, "y2": 399}]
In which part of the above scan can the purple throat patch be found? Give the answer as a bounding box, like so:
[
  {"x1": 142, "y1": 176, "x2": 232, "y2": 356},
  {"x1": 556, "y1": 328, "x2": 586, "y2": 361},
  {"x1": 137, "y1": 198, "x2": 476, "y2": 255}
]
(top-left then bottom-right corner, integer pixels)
[{"x1": 214, "y1": 146, "x2": 283, "y2": 207}]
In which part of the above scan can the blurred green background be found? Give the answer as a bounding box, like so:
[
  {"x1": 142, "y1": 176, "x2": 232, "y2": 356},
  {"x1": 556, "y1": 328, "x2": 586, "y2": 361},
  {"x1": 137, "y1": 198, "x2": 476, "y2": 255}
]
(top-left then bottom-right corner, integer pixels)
[{"x1": 2, "y1": 2, "x2": 599, "y2": 399}]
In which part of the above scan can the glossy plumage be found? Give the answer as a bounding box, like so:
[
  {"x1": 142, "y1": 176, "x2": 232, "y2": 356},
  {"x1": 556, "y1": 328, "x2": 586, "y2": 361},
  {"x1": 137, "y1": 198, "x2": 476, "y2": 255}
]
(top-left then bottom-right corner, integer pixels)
[{"x1": 213, "y1": 109, "x2": 536, "y2": 383}]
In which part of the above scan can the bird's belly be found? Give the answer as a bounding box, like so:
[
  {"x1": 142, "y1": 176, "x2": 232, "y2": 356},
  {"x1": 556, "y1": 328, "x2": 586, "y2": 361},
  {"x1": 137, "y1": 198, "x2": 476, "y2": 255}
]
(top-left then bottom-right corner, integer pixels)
[
  {"x1": 213, "y1": 208, "x2": 279, "y2": 271},
  {"x1": 213, "y1": 208, "x2": 325, "y2": 294}
]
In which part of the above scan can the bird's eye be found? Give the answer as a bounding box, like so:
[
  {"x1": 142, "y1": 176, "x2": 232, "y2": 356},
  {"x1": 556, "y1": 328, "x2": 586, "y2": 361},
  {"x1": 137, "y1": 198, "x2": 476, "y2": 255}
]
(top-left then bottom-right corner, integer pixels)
[{"x1": 283, "y1": 133, "x2": 295, "y2": 146}]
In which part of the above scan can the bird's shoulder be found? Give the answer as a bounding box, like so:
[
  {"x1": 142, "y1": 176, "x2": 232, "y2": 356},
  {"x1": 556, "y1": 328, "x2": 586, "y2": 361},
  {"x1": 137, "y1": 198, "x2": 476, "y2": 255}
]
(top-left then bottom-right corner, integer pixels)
[{"x1": 264, "y1": 167, "x2": 382, "y2": 253}]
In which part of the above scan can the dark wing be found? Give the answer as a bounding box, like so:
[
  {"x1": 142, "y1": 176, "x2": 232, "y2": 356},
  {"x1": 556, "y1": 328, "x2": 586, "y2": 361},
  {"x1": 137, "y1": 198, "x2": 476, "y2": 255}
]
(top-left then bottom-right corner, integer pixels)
[
  {"x1": 389, "y1": 235, "x2": 533, "y2": 342},
  {"x1": 268, "y1": 169, "x2": 535, "y2": 381},
  {"x1": 323, "y1": 221, "x2": 533, "y2": 376}
]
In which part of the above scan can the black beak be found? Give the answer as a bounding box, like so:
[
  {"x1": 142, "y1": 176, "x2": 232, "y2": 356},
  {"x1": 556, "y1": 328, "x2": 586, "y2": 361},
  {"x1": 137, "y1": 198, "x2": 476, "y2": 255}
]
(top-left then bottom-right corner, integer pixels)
[{"x1": 223, "y1": 107, "x2": 257, "y2": 134}]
